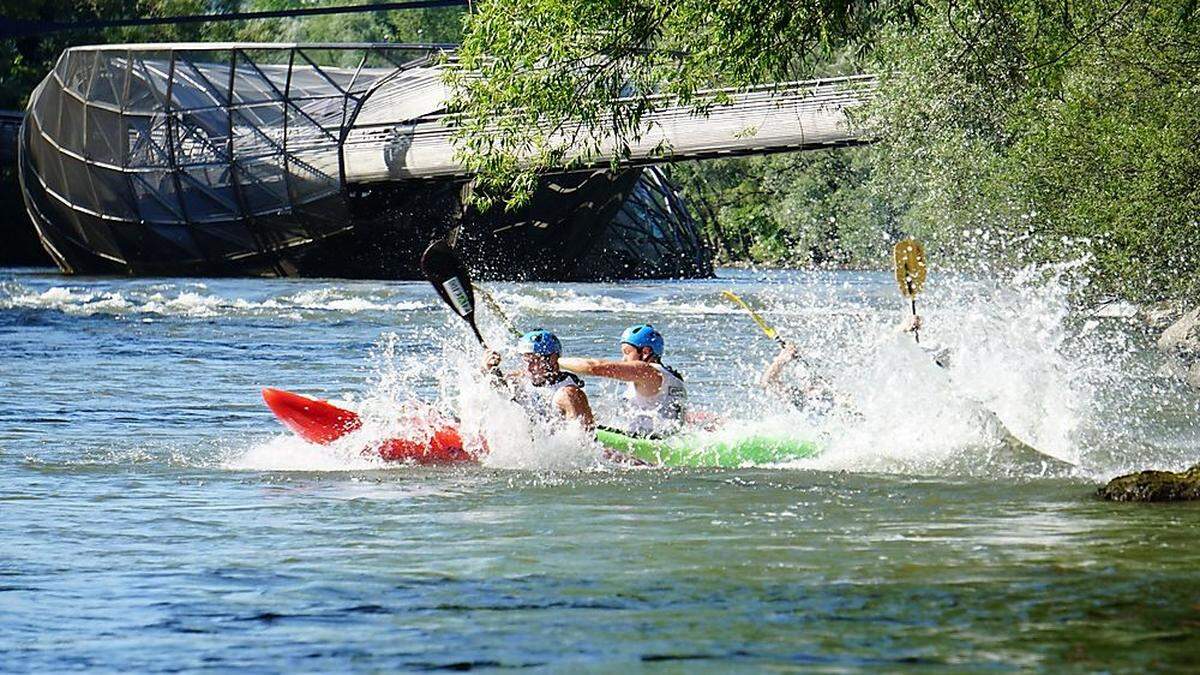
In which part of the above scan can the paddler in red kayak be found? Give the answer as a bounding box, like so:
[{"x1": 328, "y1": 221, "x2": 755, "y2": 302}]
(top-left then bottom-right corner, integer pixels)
[
  {"x1": 482, "y1": 329, "x2": 595, "y2": 430},
  {"x1": 557, "y1": 324, "x2": 688, "y2": 437}
]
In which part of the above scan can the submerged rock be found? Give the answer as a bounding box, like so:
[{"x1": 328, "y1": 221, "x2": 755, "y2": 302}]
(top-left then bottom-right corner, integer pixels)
[
  {"x1": 1098, "y1": 464, "x2": 1200, "y2": 502},
  {"x1": 1157, "y1": 307, "x2": 1200, "y2": 355}
]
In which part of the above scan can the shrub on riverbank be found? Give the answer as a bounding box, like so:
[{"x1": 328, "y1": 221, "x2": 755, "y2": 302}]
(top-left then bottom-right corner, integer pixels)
[
  {"x1": 452, "y1": 0, "x2": 1200, "y2": 303},
  {"x1": 866, "y1": 0, "x2": 1200, "y2": 301}
]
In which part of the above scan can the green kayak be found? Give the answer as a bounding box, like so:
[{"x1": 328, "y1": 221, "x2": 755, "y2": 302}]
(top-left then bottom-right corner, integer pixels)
[{"x1": 596, "y1": 426, "x2": 821, "y2": 467}]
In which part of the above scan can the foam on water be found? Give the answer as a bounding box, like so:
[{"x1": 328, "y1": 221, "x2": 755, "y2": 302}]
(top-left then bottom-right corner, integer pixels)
[
  {"x1": 223, "y1": 433, "x2": 389, "y2": 472},
  {"x1": 488, "y1": 286, "x2": 863, "y2": 318},
  {"x1": 0, "y1": 280, "x2": 431, "y2": 319}
]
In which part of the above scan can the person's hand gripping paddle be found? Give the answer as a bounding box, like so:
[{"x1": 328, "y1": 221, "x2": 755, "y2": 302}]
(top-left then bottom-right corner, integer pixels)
[
  {"x1": 420, "y1": 239, "x2": 641, "y2": 462},
  {"x1": 721, "y1": 290, "x2": 830, "y2": 392},
  {"x1": 721, "y1": 290, "x2": 813, "y2": 368},
  {"x1": 893, "y1": 238, "x2": 927, "y2": 343}
]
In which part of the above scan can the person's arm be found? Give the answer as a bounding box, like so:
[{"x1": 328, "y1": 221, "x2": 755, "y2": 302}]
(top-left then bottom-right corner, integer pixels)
[
  {"x1": 558, "y1": 357, "x2": 663, "y2": 388},
  {"x1": 555, "y1": 386, "x2": 595, "y2": 431},
  {"x1": 759, "y1": 343, "x2": 799, "y2": 389}
]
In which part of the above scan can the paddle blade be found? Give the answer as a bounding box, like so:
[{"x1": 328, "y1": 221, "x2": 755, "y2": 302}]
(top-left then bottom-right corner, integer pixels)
[
  {"x1": 421, "y1": 239, "x2": 476, "y2": 320},
  {"x1": 421, "y1": 239, "x2": 486, "y2": 345},
  {"x1": 893, "y1": 238, "x2": 927, "y2": 298},
  {"x1": 721, "y1": 290, "x2": 779, "y2": 342}
]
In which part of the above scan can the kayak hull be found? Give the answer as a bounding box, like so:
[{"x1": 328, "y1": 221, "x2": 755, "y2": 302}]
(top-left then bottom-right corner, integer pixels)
[
  {"x1": 261, "y1": 388, "x2": 472, "y2": 464},
  {"x1": 262, "y1": 388, "x2": 820, "y2": 467},
  {"x1": 595, "y1": 427, "x2": 820, "y2": 467},
  {"x1": 261, "y1": 387, "x2": 362, "y2": 444}
]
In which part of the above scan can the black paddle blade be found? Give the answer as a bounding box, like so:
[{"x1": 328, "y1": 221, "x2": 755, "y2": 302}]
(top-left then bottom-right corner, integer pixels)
[
  {"x1": 421, "y1": 239, "x2": 485, "y2": 345},
  {"x1": 421, "y1": 239, "x2": 475, "y2": 319}
]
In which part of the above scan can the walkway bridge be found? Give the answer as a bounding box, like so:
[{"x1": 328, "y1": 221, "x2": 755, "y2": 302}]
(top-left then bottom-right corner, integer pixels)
[{"x1": 18, "y1": 43, "x2": 874, "y2": 278}]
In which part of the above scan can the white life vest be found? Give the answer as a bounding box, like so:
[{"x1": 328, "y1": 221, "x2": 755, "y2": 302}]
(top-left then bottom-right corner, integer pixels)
[
  {"x1": 518, "y1": 371, "x2": 584, "y2": 423},
  {"x1": 623, "y1": 362, "x2": 687, "y2": 436}
]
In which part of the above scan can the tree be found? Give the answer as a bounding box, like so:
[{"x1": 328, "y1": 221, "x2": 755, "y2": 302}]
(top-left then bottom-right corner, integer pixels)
[
  {"x1": 446, "y1": 0, "x2": 1200, "y2": 298},
  {"x1": 446, "y1": 0, "x2": 910, "y2": 209}
]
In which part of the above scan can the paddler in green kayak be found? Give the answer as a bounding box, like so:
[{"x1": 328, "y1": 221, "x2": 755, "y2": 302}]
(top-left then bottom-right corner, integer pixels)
[
  {"x1": 558, "y1": 324, "x2": 688, "y2": 437},
  {"x1": 482, "y1": 329, "x2": 595, "y2": 430},
  {"x1": 758, "y1": 315, "x2": 933, "y2": 412},
  {"x1": 758, "y1": 342, "x2": 838, "y2": 413}
]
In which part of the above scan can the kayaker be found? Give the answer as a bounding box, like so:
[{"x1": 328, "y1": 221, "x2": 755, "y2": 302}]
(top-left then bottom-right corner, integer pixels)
[
  {"x1": 759, "y1": 342, "x2": 835, "y2": 413},
  {"x1": 482, "y1": 329, "x2": 595, "y2": 430},
  {"x1": 760, "y1": 311, "x2": 948, "y2": 412},
  {"x1": 558, "y1": 324, "x2": 687, "y2": 437}
]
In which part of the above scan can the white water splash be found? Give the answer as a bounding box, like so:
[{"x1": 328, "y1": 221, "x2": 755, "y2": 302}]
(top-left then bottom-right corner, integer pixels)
[
  {"x1": 227, "y1": 328, "x2": 611, "y2": 472},
  {"x1": 0, "y1": 281, "x2": 431, "y2": 319},
  {"x1": 759, "y1": 261, "x2": 1137, "y2": 477},
  {"x1": 222, "y1": 433, "x2": 388, "y2": 472},
  {"x1": 226, "y1": 261, "x2": 1194, "y2": 478}
]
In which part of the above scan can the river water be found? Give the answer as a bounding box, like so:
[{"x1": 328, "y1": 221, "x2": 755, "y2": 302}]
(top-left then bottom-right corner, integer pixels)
[{"x1": 3, "y1": 265, "x2": 1199, "y2": 671}]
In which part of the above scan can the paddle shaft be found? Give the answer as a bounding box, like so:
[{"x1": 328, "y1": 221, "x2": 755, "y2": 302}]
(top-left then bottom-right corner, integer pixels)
[
  {"x1": 475, "y1": 285, "x2": 523, "y2": 339},
  {"x1": 721, "y1": 290, "x2": 826, "y2": 379},
  {"x1": 465, "y1": 315, "x2": 486, "y2": 346},
  {"x1": 908, "y1": 293, "x2": 920, "y2": 344}
]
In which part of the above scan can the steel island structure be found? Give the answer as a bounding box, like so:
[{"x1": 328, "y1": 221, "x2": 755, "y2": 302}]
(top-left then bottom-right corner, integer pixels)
[{"x1": 18, "y1": 43, "x2": 873, "y2": 280}]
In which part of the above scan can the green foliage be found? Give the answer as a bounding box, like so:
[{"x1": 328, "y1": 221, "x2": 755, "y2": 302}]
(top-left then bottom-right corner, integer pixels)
[
  {"x1": 0, "y1": 1, "x2": 465, "y2": 109},
  {"x1": 0, "y1": 0, "x2": 209, "y2": 109},
  {"x1": 449, "y1": 0, "x2": 1200, "y2": 299},
  {"x1": 673, "y1": 148, "x2": 898, "y2": 268},
  {"x1": 868, "y1": 0, "x2": 1200, "y2": 299},
  {"x1": 234, "y1": 1, "x2": 463, "y2": 44},
  {"x1": 447, "y1": 0, "x2": 910, "y2": 210}
]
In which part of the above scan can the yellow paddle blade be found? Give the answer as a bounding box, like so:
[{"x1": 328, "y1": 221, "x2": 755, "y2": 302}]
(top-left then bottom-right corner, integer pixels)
[
  {"x1": 893, "y1": 238, "x2": 927, "y2": 298},
  {"x1": 720, "y1": 290, "x2": 779, "y2": 341}
]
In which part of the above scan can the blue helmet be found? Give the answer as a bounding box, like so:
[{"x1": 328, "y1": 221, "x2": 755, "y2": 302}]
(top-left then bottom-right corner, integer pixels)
[
  {"x1": 620, "y1": 324, "x2": 664, "y2": 357},
  {"x1": 517, "y1": 329, "x2": 562, "y2": 356}
]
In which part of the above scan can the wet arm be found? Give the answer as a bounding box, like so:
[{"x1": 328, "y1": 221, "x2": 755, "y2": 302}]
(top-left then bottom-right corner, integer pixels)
[
  {"x1": 759, "y1": 345, "x2": 797, "y2": 389},
  {"x1": 555, "y1": 386, "x2": 595, "y2": 431},
  {"x1": 897, "y1": 314, "x2": 922, "y2": 334},
  {"x1": 558, "y1": 358, "x2": 663, "y2": 387}
]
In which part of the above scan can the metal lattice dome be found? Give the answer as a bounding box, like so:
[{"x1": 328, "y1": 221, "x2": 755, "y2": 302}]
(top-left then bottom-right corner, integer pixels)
[{"x1": 18, "y1": 43, "x2": 718, "y2": 278}]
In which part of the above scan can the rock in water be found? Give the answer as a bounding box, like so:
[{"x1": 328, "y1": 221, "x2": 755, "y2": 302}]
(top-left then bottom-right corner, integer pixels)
[
  {"x1": 1098, "y1": 464, "x2": 1200, "y2": 502},
  {"x1": 1157, "y1": 307, "x2": 1200, "y2": 354}
]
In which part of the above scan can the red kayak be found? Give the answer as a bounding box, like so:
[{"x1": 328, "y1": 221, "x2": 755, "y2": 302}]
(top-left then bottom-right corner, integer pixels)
[{"x1": 261, "y1": 388, "x2": 475, "y2": 464}]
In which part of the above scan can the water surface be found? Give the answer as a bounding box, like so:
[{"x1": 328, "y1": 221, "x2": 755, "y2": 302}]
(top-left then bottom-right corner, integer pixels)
[{"x1": 3, "y1": 266, "x2": 1199, "y2": 671}]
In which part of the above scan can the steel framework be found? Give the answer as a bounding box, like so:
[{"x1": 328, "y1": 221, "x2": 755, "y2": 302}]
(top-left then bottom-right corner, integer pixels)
[
  {"x1": 18, "y1": 43, "x2": 867, "y2": 278},
  {"x1": 20, "y1": 43, "x2": 452, "y2": 274}
]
